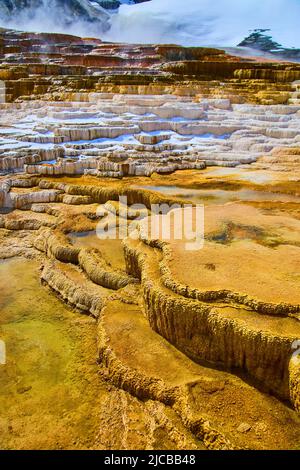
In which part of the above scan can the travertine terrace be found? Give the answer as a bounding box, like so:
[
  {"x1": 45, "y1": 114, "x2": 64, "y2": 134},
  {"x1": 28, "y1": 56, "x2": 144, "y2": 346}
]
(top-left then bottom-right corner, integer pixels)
[{"x1": 0, "y1": 28, "x2": 300, "y2": 450}]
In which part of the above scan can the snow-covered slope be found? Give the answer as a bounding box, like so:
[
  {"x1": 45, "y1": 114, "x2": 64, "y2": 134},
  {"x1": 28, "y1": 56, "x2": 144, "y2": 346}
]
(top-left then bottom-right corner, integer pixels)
[
  {"x1": 0, "y1": 0, "x2": 110, "y2": 34},
  {"x1": 0, "y1": 0, "x2": 151, "y2": 35}
]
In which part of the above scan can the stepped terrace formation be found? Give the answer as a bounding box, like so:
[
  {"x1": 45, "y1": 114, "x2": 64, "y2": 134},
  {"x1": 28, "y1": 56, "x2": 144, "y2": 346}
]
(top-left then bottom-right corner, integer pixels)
[{"x1": 0, "y1": 28, "x2": 300, "y2": 450}]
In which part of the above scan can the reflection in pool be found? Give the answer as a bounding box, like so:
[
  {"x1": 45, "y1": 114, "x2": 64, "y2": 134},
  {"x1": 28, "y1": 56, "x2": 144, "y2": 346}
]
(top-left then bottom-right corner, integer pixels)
[{"x1": 0, "y1": 258, "x2": 106, "y2": 450}]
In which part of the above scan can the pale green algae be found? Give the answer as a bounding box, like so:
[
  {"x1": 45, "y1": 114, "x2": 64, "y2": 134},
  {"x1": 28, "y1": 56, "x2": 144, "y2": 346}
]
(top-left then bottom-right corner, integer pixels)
[{"x1": 0, "y1": 258, "x2": 106, "y2": 450}]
